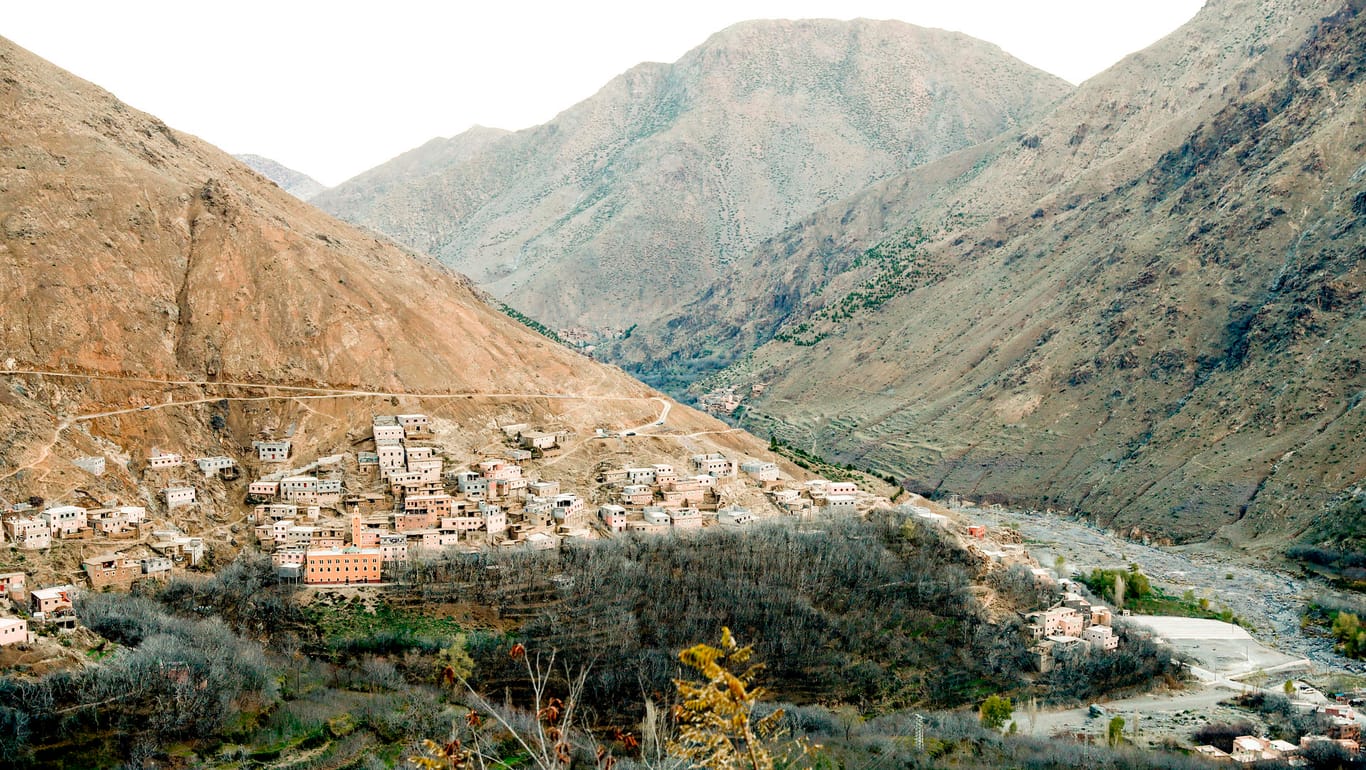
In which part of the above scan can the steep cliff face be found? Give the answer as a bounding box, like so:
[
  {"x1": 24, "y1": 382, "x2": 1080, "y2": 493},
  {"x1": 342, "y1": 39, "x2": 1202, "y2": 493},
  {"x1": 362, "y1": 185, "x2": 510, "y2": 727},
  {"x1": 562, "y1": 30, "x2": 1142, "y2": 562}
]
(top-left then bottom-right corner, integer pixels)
[
  {"x1": 314, "y1": 19, "x2": 1071, "y2": 331},
  {"x1": 0, "y1": 36, "x2": 783, "y2": 531},
  {"x1": 623, "y1": 0, "x2": 1364, "y2": 546}
]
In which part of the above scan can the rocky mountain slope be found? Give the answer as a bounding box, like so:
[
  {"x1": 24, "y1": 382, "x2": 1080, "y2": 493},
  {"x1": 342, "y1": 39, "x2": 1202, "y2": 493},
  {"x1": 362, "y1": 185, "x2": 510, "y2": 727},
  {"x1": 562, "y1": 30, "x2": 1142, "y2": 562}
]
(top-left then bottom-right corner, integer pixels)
[
  {"x1": 232, "y1": 153, "x2": 326, "y2": 200},
  {"x1": 313, "y1": 19, "x2": 1071, "y2": 331},
  {"x1": 0, "y1": 35, "x2": 785, "y2": 533},
  {"x1": 620, "y1": 0, "x2": 1365, "y2": 547}
]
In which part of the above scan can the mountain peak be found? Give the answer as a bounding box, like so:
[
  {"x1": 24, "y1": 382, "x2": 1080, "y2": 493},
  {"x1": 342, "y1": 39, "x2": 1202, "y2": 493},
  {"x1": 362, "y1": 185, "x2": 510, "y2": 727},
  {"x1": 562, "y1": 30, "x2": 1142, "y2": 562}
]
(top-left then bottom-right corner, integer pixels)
[{"x1": 314, "y1": 19, "x2": 1072, "y2": 331}]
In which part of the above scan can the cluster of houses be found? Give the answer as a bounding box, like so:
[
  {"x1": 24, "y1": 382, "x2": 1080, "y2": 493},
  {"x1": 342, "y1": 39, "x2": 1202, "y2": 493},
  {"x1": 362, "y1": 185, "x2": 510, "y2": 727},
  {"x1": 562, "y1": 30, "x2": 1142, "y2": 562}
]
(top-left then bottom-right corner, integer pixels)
[
  {"x1": 1, "y1": 502, "x2": 152, "y2": 549},
  {"x1": 696, "y1": 383, "x2": 765, "y2": 417},
  {"x1": 256, "y1": 415, "x2": 610, "y2": 583},
  {"x1": 146, "y1": 450, "x2": 245, "y2": 509},
  {"x1": 1024, "y1": 590, "x2": 1120, "y2": 672},
  {"x1": 1196, "y1": 704, "x2": 1361, "y2": 763},
  {"x1": 761, "y1": 475, "x2": 864, "y2": 516},
  {"x1": 0, "y1": 572, "x2": 81, "y2": 649}
]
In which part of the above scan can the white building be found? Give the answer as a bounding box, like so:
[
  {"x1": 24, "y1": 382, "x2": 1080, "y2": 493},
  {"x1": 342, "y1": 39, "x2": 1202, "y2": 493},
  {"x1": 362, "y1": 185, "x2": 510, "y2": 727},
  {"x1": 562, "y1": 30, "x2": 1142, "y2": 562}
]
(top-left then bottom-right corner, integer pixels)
[
  {"x1": 825, "y1": 495, "x2": 858, "y2": 515},
  {"x1": 740, "y1": 461, "x2": 779, "y2": 482},
  {"x1": 254, "y1": 440, "x2": 291, "y2": 462},
  {"x1": 42, "y1": 505, "x2": 88, "y2": 536},
  {"x1": 690, "y1": 453, "x2": 736, "y2": 478},
  {"x1": 147, "y1": 452, "x2": 183, "y2": 470},
  {"x1": 717, "y1": 507, "x2": 756, "y2": 526},
  {"x1": 163, "y1": 487, "x2": 196, "y2": 508},
  {"x1": 195, "y1": 456, "x2": 236, "y2": 476}
]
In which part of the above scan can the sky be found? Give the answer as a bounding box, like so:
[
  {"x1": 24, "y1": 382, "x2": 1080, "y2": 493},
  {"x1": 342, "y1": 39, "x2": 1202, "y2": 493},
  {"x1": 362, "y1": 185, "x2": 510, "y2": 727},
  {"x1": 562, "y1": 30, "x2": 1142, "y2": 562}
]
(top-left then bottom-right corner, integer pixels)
[{"x1": 5, "y1": 1, "x2": 1205, "y2": 186}]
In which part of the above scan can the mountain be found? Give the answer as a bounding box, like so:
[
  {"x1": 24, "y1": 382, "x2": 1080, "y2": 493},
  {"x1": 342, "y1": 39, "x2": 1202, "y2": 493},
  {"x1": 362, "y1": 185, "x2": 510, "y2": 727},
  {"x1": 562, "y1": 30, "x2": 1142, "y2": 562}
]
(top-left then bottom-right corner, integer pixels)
[
  {"x1": 0, "y1": 35, "x2": 789, "y2": 554},
  {"x1": 313, "y1": 19, "x2": 1072, "y2": 332},
  {"x1": 619, "y1": 0, "x2": 1366, "y2": 548},
  {"x1": 232, "y1": 153, "x2": 326, "y2": 200}
]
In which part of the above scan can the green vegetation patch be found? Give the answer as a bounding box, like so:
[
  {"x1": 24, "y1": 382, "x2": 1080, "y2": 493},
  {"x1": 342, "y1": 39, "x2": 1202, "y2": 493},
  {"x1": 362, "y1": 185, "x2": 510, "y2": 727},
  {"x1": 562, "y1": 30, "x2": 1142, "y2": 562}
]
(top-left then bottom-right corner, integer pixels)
[{"x1": 303, "y1": 597, "x2": 464, "y2": 658}]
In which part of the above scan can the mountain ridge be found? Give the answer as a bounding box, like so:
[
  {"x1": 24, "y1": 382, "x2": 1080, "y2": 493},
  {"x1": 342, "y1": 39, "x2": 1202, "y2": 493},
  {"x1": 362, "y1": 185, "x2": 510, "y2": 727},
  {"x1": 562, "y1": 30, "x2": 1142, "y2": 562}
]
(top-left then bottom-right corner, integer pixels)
[
  {"x1": 0, "y1": 34, "x2": 786, "y2": 536},
  {"x1": 624, "y1": 0, "x2": 1365, "y2": 548},
  {"x1": 313, "y1": 18, "x2": 1073, "y2": 331},
  {"x1": 232, "y1": 153, "x2": 326, "y2": 200}
]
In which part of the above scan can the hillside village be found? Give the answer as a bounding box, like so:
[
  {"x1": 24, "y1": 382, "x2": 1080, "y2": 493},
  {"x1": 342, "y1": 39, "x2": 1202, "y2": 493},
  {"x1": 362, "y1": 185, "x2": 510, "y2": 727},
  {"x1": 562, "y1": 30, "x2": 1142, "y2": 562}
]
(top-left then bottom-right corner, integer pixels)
[
  {"x1": 2, "y1": 402, "x2": 1361, "y2": 764},
  {"x1": 0, "y1": 408, "x2": 1150, "y2": 678}
]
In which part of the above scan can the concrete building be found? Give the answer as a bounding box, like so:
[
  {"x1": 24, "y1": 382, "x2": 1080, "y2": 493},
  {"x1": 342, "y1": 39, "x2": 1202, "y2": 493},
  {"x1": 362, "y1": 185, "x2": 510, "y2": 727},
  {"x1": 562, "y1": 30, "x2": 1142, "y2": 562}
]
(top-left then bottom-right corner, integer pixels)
[
  {"x1": 1027, "y1": 607, "x2": 1085, "y2": 638},
  {"x1": 253, "y1": 440, "x2": 291, "y2": 462},
  {"x1": 163, "y1": 486, "x2": 196, "y2": 508},
  {"x1": 671, "y1": 508, "x2": 702, "y2": 529},
  {"x1": 141, "y1": 557, "x2": 173, "y2": 579},
  {"x1": 5, "y1": 517, "x2": 51, "y2": 549},
  {"x1": 0, "y1": 617, "x2": 29, "y2": 646},
  {"x1": 740, "y1": 461, "x2": 779, "y2": 482},
  {"x1": 519, "y1": 431, "x2": 559, "y2": 450},
  {"x1": 825, "y1": 495, "x2": 858, "y2": 515},
  {"x1": 42, "y1": 505, "x2": 88, "y2": 536},
  {"x1": 690, "y1": 453, "x2": 736, "y2": 478},
  {"x1": 302, "y1": 547, "x2": 382, "y2": 585},
  {"x1": 31, "y1": 585, "x2": 77, "y2": 616},
  {"x1": 621, "y1": 485, "x2": 653, "y2": 506},
  {"x1": 1082, "y1": 624, "x2": 1119, "y2": 651},
  {"x1": 0, "y1": 572, "x2": 27, "y2": 601},
  {"x1": 147, "y1": 452, "x2": 183, "y2": 470},
  {"x1": 527, "y1": 480, "x2": 560, "y2": 497},
  {"x1": 73, "y1": 455, "x2": 106, "y2": 475},
  {"x1": 553, "y1": 494, "x2": 584, "y2": 521},
  {"x1": 379, "y1": 533, "x2": 408, "y2": 562},
  {"x1": 642, "y1": 507, "x2": 671, "y2": 526},
  {"x1": 248, "y1": 480, "x2": 280, "y2": 498},
  {"x1": 82, "y1": 554, "x2": 142, "y2": 591},
  {"x1": 717, "y1": 507, "x2": 756, "y2": 526},
  {"x1": 396, "y1": 414, "x2": 430, "y2": 435},
  {"x1": 194, "y1": 456, "x2": 236, "y2": 476},
  {"x1": 377, "y1": 444, "x2": 406, "y2": 475},
  {"x1": 599, "y1": 505, "x2": 627, "y2": 533}
]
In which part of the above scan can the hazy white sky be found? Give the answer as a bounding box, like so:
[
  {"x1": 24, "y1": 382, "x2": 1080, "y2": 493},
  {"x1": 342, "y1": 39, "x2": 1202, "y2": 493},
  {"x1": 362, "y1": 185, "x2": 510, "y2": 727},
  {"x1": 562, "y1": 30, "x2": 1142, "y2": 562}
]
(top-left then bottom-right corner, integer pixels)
[{"x1": 6, "y1": 1, "x2": 1204, "y2": 186}]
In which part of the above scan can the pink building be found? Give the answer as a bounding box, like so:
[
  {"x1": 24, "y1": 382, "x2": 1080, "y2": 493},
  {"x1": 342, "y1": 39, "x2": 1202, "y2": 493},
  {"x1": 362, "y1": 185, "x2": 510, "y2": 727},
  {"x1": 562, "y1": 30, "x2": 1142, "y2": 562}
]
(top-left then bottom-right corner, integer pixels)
[
  {"x1": 1082, "y1": 625, "x2": 1118, "y2": 651},
  {"x1": 31, "y1": 585, "x2": 76, "y2": 616},
  {"x1": 0, "y1": 618, "x2": 29, "y2": 646},
  {"x1": 5, "y1": 518, "x2": 51, "y2": 549},
  {"x1": 0, "y1": 572, "x2": 26, "y2": 601},
  {"x1": 599, "y1": 505, "x2": 627, "y2": 533}
]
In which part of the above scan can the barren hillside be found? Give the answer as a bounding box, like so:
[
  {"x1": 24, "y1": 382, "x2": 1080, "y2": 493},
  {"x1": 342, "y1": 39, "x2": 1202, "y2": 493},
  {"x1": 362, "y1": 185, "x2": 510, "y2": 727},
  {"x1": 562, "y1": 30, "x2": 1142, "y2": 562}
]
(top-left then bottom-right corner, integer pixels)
[
  {"x1": 314, "y1": 19, "x2": 1071, "y2": 331},
  {"x1": 620, "y1": 0, "x2": 1365, "y2": 547},
  {"x1": 0, "y1": 35, "x2": 788, "y2": 565}
]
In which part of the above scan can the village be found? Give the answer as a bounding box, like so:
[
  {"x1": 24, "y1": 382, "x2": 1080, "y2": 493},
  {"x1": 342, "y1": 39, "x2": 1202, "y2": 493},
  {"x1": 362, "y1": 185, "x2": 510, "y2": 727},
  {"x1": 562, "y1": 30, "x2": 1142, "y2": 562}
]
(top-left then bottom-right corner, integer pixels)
[
  {"x1": 0, "y1": 411, "x2": 1361, "y2": 763},
  {"x1": 0, "y1": 412, "x2": 901, "y2": 643}
]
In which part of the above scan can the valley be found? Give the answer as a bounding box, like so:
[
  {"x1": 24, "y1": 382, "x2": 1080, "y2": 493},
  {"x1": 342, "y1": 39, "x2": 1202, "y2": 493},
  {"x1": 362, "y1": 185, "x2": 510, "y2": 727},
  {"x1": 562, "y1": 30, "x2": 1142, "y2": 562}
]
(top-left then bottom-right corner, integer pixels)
[{"x1": 1, "y1": 0, "x2": 1364, "y2": 767}]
